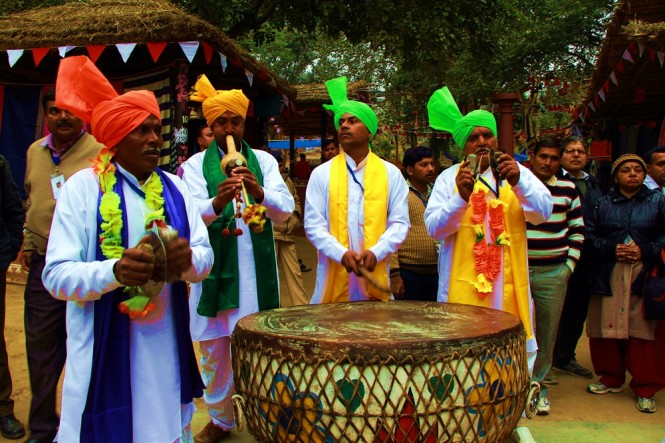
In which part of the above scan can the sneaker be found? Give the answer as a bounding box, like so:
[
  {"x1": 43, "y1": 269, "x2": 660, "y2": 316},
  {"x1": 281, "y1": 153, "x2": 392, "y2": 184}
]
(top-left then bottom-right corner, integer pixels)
[
  {"x1": 194, "y1": 421, "x2": 231, "y2": 443},
  {"x1": 542, "y1": 370, "x2": 559, "y2": 385},
  {"x1": 636, "y1": 397, "x2": 656, "y2": 413},
  {"x1": 510, "y1": 426, "x2": 536, "y2": 443},
  {"x1": 537, "y1": 397, "x2": 551, "y2": 415},
  {"x1": 554, "y1": 359, "x2": 593, "y2": 379},
  {"x1": 586, "y1": 382, "x2": 623, "y2": 395},
  {"x1": 0, "y1": 414, "x2": 25, "y2": 440}
]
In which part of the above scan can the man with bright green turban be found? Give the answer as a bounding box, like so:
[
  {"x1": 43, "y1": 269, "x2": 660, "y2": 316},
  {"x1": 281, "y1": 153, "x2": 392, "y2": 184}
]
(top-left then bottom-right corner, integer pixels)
[
  {"x1": 305, "y1": 76, "x2": 409, "y2": 303},
  {"x1": 181, "y1": 75, "x2": 294, "y2": 442},
  {"x1": 424, "y1": 86, "x2": 552, "y2": 443}
]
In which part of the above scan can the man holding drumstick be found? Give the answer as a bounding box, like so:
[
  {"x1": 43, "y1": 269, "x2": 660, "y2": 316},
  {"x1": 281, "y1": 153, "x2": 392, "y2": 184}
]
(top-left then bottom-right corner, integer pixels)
[{"x1": 304, "y1": 76, "x2": 409, "y2": 304}]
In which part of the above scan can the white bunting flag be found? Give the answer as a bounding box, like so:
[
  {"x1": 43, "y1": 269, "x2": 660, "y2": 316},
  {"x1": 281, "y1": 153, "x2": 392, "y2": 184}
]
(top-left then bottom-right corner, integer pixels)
[
  {"x1": 116, "y1": 43, "x2": 137, "y2": 63},
  {"x1": 58, "y1": 46, "x2": 75, "y2": 58},
  {"x1": 179, "y1": 41, "x2": 199, "y2": 63},
  {"x1": 245, "y1": 69, "x2": 254, "y2": 87},
  {"x1": 7, "y1": 49, "x2": 24, "y2": 67},
  {"x1": 220, "y1": 53, "x2": 227, "y2": 72}
]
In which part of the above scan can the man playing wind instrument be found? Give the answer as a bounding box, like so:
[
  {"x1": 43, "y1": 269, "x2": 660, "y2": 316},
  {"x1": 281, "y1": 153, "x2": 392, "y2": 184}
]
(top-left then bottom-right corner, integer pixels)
[
  {"x1": 181, "y1": 75, "x2": 294, "y2": 443},
  {"x1": 42, "y1": 56, "x2": 213, "y2": 443},
  {"x1": 305, "y1": 76, "x2": 409, "y2": 303},
  {"x1": 424, "y1": 87, "x2": 552, "y2": 443}
]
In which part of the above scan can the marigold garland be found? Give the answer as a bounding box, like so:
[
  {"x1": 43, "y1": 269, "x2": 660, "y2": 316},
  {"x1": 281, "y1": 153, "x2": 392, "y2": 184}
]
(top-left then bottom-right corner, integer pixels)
[
  {"x1": 95, "y1": 149, "x2": 165, "y2": 318},
  {"x1": 471, "y1": 184, "x2": 510, "y2": 296}
]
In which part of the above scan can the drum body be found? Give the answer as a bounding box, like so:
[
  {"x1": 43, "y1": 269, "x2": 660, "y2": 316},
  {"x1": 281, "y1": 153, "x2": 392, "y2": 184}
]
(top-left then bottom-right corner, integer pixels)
[{"x1": 231, "y1": 301, "x2": 528, "y2": 442}]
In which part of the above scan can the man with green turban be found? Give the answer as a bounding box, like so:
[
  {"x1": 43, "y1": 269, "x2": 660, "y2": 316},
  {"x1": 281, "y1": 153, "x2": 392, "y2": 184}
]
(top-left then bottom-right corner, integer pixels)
[
  {"x1": 305, "y1": 76, "x2": 409, "y2": 303},
  {"x1": 424, "y1": 86, "x2": 553, "y2": 443}
]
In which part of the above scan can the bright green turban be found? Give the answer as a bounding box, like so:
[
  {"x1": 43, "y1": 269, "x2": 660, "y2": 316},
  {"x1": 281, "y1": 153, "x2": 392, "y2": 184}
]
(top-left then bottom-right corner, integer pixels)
[
  {"x1": 323, "y1": 76, "x2": 378, "y2": 139},
  {"x1": 427, "y1": 86, "x2": 497, "y2": 148}
]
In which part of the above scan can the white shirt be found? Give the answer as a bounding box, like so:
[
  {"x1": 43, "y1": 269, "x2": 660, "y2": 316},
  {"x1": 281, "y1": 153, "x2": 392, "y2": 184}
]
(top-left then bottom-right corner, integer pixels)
[
  {"x1": 424, "y1": 163, "x2": 552, "y2": 353},
  {"x1": 181, "y1": 148, "x2": 294, "y2": 340},
  {"x1": 304, "y1": 152, "x2": 410, "y2": 303},
  {"x1": 43, "y1": 166, "x2": 213, "y2": 442}
]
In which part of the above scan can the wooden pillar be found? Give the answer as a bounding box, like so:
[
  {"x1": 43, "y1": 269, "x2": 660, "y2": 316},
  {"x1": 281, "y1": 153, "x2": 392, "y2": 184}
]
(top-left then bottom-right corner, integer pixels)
[
  {"x1": 171, "y1": 60, "x2": 189, "y2": 172},
  {"x1": 492, "y1": 92, "x2": 519, "y2": 155}
]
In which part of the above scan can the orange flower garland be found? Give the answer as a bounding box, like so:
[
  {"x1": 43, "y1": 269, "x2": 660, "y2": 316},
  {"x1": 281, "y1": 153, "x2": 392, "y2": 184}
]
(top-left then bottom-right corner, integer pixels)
[{"x1": 470, "y1": 185, "x2": 510, "y2": 296}]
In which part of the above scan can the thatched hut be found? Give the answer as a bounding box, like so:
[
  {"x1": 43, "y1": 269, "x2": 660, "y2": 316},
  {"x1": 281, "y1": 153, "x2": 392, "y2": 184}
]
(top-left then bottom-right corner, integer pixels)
[
  {"x1": 0, "y1": 0, "x2": 296, "y2": 194},
  {"x1": 579, "y1": 0, "x2": 665, "y2": 162}
]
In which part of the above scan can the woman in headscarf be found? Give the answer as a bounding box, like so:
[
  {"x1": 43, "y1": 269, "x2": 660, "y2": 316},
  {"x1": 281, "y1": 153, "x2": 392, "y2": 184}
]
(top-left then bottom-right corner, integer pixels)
[{"x1": 585, "y1": 154, "x2": 665, "y2": 414}]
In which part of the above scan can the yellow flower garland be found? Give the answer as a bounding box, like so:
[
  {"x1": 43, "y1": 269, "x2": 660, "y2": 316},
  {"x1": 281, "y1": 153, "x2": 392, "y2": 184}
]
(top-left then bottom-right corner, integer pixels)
[{"x1": 96, "y1": 148, "x2": 165, "y2": 259}]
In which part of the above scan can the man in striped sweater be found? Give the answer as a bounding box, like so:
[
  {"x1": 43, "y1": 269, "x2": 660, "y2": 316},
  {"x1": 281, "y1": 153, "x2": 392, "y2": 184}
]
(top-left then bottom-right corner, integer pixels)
[
  {"x1": 389, "y1": 146, "x2": 438, "y2": 301},
  {"x1": 527, "y1": 138, "x2": 585, "y2": 415}
]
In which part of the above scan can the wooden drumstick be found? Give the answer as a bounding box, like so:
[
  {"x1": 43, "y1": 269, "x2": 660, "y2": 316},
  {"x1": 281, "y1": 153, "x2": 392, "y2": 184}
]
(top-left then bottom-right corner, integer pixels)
[{"x1": 357, "y1": 265, "x2": 392, "y2": 298}]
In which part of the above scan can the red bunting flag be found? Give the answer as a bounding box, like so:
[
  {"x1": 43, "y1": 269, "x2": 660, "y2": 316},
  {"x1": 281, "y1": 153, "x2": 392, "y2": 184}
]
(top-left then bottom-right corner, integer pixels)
[
  {"x1": 201, "y1": 41, "x2": 213, "y2": 64},
  {"x1": 146, "y1": 42, "x2": 167, "y2": 63},
  {"x1": 32, "y1": 48, "x2": 49, "y2": 67},
  {"x1": 86, "y1": 45, "x2": 105, "y2": 63}
]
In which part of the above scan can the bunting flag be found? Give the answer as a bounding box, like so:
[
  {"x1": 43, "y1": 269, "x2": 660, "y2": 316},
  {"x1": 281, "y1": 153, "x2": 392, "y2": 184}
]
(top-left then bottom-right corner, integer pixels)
[
  {"x1": 609, "y1": 71, "x2": 618, "y2": 85},
  {"x1": 146, "y1": 42, "x2": 167, "y2": 63},
  {"x1": 638, "y1": 43, "x2": 644, "y2": 58},
  {"x1": 245, "y1": 69, "x2": 254, "y2": 87},
  {"x1": 622, "y1": 49, "x2": 634, "y2": 64},
  {"x1": 598, "y1": 88, "x2": 606, "y2": 102},
  {"x1": 648, "y1": 47, "x2": 656, "y2": 63},
  {"x1": 178, "y1": 41, "x2": 199, "y2": 63},
  {"x1": 616, "y1": 60, "x2": 624, "y2": 74},
  {"x1": 220, "y1": 53, "x2": 227, "y2": 72},
  {"x1": 7, "y1": 49, "x2": 24, "y2": 68},
  {"x1": 658, "y1": 51, "x2": 665, "y2": 68},
  {"x1": 87, "y1": 45, "x2": 106, "y2": 63},
  {"x1": 201, "y1": 41, "x2": 213, "y2": 64},
  {"x1": 116, "y1": 43, "x2": 137, "y2": 62},
  {"x1": 32, "y1": 48, "x2": 49, "y2": 67},
  {"x1": 58, "y1": 46, "x2": 74, "y2": 58}
]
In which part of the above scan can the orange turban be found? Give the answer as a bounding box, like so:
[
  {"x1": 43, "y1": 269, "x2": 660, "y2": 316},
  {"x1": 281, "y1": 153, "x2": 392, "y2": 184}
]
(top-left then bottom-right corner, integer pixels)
[
  {"x1": 55, "y1": 56, "x2": 161, "y2": 149},
  {"x1": 189, "y1": 74, "x2": 249, "y2": 127}
]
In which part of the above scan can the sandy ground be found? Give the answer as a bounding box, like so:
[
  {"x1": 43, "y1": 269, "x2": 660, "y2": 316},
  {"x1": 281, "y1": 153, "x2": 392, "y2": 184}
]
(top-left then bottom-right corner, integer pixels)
[{"x1": 2, "y1": 233, "x2": 664, "y2": 442}]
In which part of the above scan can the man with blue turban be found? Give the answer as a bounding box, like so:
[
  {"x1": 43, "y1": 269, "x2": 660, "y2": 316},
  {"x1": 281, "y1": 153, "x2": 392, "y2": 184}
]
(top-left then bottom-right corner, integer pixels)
[
  {"x1": 305, "y1": 76, "x2": 409, "y2": 303},
  {"x1": 424, "y1": 86, "x2": 553, "y2": 443}
]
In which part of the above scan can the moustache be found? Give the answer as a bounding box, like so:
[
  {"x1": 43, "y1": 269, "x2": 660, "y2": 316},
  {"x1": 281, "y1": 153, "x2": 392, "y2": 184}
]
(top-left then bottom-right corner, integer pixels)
[{"x1": 56, "y1": 120, "x2": 72, "y2": 128}]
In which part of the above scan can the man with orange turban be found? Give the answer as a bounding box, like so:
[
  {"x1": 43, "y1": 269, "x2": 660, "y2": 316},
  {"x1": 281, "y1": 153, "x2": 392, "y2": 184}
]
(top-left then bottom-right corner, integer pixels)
[
  {"x1": 181, "y1": 75, "x2": 293, "y2": 442},
  {"x1": 424, "y1": 86, "x2": 552, "y2": 443},
  {"x1": 20, "y1": 87, "x2": 103, "y2": 443},
  {"x1": 41, "y1": 56, "x2": 213, "y2": 443},
  {"x1": 304, "y1": 76, "x2": 409, "y2": 303}
]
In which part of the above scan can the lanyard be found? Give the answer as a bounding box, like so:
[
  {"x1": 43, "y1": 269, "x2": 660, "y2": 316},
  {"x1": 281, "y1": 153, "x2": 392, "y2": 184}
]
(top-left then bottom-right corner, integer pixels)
[
  {"x1": 478, "y1": 176, "x2": 499, "y2": 198},
  {"x1": 409, "y1": 187, "x2": 428, "y2": 207},
  {"x1": 117, "y1": 168, "x2": 146, "y2": 199},
  {"x1": 346, "y1": 162, "x2": 364, "y2": 193}
]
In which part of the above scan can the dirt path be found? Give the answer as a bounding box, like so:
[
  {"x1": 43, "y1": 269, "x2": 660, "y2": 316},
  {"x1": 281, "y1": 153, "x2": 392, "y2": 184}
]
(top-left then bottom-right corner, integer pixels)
[{"x1": 2, "y1": 234, "x2": 663, "y2": 442}]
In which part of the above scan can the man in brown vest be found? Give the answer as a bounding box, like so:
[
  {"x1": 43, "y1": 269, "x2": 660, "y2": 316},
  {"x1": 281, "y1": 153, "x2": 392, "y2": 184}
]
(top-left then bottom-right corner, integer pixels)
[{"x1": 19, "y1": 90, "x2": 102, "y2": 443}]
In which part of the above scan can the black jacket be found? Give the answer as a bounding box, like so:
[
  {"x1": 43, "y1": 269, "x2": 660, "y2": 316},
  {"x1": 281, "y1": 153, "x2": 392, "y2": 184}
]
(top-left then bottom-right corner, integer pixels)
[
  {"x1": 585, "y1": 185, "x2": 665, "y2": 296},
  {"x1": 0, "y1": 155, "x2": 24, "y2": 271}
]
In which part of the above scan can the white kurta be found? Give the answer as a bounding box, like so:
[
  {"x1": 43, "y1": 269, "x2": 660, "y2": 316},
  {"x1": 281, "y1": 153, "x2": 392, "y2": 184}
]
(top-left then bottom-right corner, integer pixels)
[
  {"x1": 304, "y1": 152, "x2": 410, "y2": 303},
  {"x1": 424, "y1": 163, "x2": 552, "y2": 352},
  {"x1": 181, "y1": 149, "x2": 294, "y2": 340},
  {"x1": 42, "y1": 166, "x2": 213, "y2": 443}
]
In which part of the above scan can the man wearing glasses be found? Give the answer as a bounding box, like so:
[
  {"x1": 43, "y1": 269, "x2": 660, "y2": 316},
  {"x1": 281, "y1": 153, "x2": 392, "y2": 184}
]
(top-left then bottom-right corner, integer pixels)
[{"x1": 549, "y1": 137, "x2": 604, "y2": 384}]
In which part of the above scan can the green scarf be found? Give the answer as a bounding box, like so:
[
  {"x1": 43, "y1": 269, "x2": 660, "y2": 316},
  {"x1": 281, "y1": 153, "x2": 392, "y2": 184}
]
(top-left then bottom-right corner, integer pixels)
[{"x1": 199, "y1": 140, "x2": 279, "y2": 316}]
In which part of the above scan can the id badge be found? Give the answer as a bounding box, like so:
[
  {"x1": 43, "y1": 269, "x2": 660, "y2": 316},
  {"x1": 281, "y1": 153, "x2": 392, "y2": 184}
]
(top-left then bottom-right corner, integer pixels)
[{"x1": 50, "y1": 173, "x2": 66, "y2": 200}]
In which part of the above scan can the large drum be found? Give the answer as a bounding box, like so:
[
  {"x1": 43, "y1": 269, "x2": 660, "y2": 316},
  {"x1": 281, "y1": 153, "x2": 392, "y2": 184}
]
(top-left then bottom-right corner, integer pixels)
[{"x1": 231, "y1": 301, "x2": 530, "y2": 442}]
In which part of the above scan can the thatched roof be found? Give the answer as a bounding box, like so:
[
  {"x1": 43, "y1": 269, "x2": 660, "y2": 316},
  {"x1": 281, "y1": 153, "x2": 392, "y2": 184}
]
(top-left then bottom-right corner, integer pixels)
[
  {"x1": 0, "y1": 0, "x2": 296, "y2": 98},
  {"x1": 581, "y1": 0, "x2": 665, "y2": 125},
  {"x1": 275, "y1": 80, "x2": 372, "y2": 137},
  {"x1": 294, "y1": 80, "x2": 370, "y2": 105}
]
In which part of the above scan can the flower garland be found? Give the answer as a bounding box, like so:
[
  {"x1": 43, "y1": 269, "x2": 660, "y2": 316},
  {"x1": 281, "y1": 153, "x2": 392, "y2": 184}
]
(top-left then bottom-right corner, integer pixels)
[
  {"x1": 95, "y1": 147, "x2": 165, "y2": 318},
  {"x1": 470, "y1": 183, "x2": 510, "y2": 295}
]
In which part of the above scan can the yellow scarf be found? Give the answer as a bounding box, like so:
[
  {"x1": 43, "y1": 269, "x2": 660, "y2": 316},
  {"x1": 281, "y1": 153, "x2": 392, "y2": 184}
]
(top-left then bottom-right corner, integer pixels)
[
  {"x1": 449, "y1": 178, "x2": 533, "y2": 341},
  {"x1": 323, "y1": 152, "x2": 389, "y2": 303}
]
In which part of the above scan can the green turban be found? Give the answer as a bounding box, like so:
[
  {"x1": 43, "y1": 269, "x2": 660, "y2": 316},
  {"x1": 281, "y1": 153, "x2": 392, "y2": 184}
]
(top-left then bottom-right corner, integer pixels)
[
  {"x1": 323, "y1": 76, "x2": 378, "y2": 139},
  {"x1": 427, "y1": 86, "x2": 497, "y2": 148}
]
